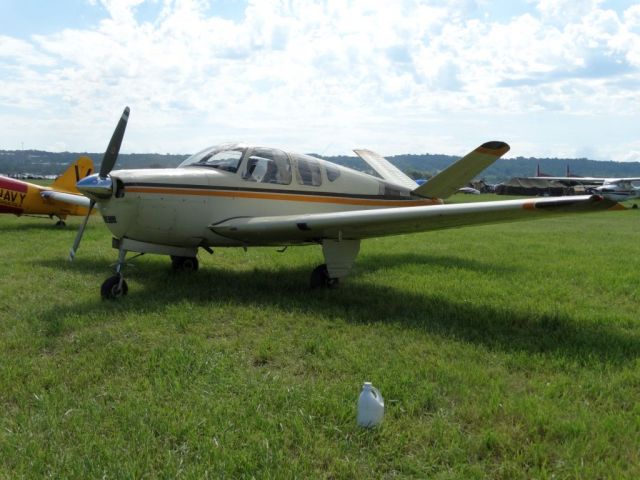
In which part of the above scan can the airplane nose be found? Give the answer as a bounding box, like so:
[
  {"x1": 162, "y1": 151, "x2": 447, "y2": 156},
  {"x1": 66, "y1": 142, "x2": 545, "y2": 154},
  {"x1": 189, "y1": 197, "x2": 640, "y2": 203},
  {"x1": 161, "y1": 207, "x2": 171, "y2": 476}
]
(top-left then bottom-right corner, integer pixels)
[{"x1": 77, "y1": 173, "x2": 114, "y2": 200}]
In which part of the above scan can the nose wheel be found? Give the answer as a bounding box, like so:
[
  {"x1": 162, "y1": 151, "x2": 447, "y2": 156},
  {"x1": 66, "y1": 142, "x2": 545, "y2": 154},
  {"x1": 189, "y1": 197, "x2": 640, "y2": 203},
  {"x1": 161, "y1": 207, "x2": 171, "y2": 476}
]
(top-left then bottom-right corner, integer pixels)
[
  {"x1": 101, "y1": 243, "x2": 131, "y2": 300},
  {"x1": 101, "y1": 274, "x2": 129, "y2": 299}
]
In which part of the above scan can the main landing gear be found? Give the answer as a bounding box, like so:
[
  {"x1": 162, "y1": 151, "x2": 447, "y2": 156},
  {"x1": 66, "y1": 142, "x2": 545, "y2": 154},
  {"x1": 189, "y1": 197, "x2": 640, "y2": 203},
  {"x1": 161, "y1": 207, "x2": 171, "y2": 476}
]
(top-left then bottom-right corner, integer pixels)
[
  {"x1": 51, "y1": 215, "x2": 66, "y2": 227},
  {"x1": 310, "y1": 264, "x2": 339, "y2": 289},
  {"x1": 309, "y1": 239, "x2": 361, "y2": 289},
  {"x1": 171, "y1": 255, "x2": 199, "y2": 272}
]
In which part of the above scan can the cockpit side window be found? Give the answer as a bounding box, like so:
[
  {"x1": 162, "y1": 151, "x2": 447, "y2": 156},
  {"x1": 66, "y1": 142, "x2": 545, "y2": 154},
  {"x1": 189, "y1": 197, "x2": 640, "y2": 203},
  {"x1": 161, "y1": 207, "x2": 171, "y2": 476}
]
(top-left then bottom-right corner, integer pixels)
[
  {"x1": 179, "y1": 144, "x2": 246, "y2": 173},
  {"x1": 292, "y1": 153, "x2": 322, "y2": 187},
  {"x1": 242, "y1": 148, "x2": 292, "y2": 185}
]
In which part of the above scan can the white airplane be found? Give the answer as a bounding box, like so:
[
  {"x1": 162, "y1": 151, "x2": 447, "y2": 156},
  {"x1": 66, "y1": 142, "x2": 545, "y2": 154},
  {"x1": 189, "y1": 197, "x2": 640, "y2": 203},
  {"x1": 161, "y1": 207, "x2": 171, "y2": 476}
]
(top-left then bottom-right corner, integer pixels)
[
  {"x1": 536, "y1": 177, "x2": 640, "y2": 202},
  {"x1": 533, "y1": 166, "x2": 640, "y2": 202},
  {"x1": 71, "y1": 108, "x2": 623, "y2": 299},
  {"x1": 586, "y1": 180, "x2": 640, "y2": 202}
]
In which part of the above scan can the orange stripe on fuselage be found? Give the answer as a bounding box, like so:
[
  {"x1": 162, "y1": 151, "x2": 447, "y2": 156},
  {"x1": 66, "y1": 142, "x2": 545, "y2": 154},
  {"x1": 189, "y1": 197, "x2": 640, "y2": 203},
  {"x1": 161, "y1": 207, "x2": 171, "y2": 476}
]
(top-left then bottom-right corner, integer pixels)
[{"x1": 126, "y1": 186, "x2": 440, "y2": 207}]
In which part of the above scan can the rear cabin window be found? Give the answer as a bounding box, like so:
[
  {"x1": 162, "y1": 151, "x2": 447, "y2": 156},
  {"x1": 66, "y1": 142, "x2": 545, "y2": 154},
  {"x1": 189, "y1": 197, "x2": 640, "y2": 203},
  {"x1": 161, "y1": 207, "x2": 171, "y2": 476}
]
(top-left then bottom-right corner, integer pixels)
[
  {"x1": 379, "y1": 181, "x2": 410, "y2": 197},
  {"x1": 292, "y1": 153, "x2": 322, "y2": 186},
  {"x1": 242, "y1": 148, "x2": 292, "y2": 185},
  {"x1": 325, "y1": 162, "x2": 341, "y2": 182}
]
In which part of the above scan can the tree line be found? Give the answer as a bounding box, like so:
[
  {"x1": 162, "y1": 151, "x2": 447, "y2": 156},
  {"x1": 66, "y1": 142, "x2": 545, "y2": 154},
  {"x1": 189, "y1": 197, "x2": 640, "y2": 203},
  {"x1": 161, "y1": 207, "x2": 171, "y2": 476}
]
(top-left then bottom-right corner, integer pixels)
[{"x1": 2, "y1": 149, "x2": 640, "y2": 183}]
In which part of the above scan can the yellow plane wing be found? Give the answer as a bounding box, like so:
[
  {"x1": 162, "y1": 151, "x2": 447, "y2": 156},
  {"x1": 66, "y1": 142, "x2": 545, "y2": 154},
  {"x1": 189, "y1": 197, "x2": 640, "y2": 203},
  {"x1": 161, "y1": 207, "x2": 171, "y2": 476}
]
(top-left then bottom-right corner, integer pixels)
[{"x1": 40, "y1": 190, "x2": 92, "y2": 208}]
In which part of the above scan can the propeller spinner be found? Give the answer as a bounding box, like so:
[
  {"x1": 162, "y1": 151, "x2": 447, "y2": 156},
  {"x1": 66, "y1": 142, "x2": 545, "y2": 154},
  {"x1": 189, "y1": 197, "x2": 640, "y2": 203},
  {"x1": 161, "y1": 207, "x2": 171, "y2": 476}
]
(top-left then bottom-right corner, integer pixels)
[{"x1": 69, "y1": 106, "x2": 130, "y2": 260}]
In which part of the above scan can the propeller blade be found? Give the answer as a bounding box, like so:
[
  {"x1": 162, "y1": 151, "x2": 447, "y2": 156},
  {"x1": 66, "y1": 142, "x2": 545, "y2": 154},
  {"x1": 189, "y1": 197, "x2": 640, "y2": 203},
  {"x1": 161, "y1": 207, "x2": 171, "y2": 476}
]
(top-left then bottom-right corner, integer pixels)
[
  {"x1": 99, "y1": 106, "x2": 130, "y2": 178},
  {"x1": 69, "y1": 200, "x2": 95, "y2": 261}
]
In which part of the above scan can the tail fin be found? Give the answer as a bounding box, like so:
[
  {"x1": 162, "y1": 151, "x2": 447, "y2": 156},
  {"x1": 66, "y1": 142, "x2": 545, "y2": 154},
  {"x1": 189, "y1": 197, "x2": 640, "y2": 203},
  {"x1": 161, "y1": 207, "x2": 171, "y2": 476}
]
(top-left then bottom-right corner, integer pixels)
[
  {"x1": 412, "y1": 141, "x2": 509, "y2": 199},
  {"x1": 51, "y1": 156, "x2": 94, "y2": 193}
]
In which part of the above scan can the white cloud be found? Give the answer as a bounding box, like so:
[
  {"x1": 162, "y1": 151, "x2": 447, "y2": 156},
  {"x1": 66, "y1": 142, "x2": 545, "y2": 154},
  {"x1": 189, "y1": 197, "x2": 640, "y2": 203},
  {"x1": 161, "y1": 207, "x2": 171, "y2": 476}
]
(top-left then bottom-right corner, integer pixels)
[
  {"x1": 536, "y1": 0, "x2": 604, "y2": 21},
  {"x1": 0, "y1": 36, "x2": 56, "y2": 66},
  {"x1": 0, "y1": 0, "x2": 639, "y2": 161}
]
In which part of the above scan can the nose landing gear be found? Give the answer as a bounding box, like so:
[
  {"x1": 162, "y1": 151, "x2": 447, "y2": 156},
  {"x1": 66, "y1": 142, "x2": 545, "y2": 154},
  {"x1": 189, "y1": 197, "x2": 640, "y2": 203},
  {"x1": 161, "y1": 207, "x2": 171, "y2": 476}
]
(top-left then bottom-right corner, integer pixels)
[
  {"x1": 101, "y1": 274, "x2": 128, "y2": 299},
  {"x1": 101, "y1": 242, "x2": 130, "y2": 300},
  {"x1": 99, "y1": 238, "x2": 200, "y2": 299}
]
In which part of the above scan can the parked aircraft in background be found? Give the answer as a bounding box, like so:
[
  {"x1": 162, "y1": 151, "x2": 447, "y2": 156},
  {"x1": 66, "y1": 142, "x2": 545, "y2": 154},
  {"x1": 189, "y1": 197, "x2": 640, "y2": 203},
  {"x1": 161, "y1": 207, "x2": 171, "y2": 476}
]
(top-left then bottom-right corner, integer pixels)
[
  {"x1": 533, "y1": 165, "x2": 640, "y2": 202},
  {"x1": 0, "y1": 157, "x2": 94, "y2": 226},
  {"x1": 71, "y1": 108, "x2": 623, "y2": 299},
  {"x1": 457, "y1": 187, "x2": 481, "y2": 195}
]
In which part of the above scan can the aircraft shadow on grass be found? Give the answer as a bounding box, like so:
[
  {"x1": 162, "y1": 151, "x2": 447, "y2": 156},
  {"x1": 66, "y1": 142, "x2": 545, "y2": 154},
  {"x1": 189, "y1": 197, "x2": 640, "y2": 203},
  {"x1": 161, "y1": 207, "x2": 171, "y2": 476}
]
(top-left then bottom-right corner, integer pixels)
[
  {"x1": 358, "y1": 252, "x2": 519, "y2": 275},
  {"x1": 36, "y1": 254, "x2": 638, "y2": 365}
]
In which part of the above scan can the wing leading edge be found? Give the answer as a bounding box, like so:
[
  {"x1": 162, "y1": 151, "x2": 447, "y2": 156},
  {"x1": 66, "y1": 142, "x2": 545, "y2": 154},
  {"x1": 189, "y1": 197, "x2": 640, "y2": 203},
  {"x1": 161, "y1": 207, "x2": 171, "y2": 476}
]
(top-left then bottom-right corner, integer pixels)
[{"x1": 210, "y1": 195, "x2": 623, "y2": 245}]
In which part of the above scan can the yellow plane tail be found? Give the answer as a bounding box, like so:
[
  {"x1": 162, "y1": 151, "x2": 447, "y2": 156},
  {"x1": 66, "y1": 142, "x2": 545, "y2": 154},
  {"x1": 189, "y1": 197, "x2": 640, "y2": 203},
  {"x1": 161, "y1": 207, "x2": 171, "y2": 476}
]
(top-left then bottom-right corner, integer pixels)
[{"x1": 51, "y1": 156, "x2": 95, "y2": 193}]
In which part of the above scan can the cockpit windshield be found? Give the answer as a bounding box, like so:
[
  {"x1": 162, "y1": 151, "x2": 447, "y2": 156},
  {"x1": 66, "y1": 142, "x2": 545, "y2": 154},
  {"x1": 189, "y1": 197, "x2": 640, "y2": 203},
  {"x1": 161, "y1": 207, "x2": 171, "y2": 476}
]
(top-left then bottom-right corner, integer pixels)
[{"x1": 178, "y1": 143, "x2": 247, "y2": 173}]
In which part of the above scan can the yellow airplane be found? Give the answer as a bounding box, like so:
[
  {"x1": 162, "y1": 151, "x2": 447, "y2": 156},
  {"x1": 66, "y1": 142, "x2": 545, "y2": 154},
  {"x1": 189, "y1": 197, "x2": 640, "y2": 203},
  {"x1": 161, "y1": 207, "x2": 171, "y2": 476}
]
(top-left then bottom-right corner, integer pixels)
[
  {"x1": 0, "y1": 156, "x2": 94, "y2": 226},
  {"x1": 71, "y1": 108, "x2": 623, "y2": 299}
]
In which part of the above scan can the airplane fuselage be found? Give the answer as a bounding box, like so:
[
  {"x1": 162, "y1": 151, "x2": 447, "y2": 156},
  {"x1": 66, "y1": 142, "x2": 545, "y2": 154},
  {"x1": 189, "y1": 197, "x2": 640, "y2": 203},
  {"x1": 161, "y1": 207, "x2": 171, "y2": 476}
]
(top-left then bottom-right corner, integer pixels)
[{"x1": 101, "y1": 159, "x2": 438, "y2": 249}]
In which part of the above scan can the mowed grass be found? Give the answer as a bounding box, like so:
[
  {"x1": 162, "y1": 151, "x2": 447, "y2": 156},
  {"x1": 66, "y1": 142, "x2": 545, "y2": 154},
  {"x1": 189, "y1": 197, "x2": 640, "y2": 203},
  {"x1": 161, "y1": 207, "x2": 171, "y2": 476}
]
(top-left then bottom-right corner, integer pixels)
[{"x1": 0, "y1": 196, "x2": 638, "y2": 478}]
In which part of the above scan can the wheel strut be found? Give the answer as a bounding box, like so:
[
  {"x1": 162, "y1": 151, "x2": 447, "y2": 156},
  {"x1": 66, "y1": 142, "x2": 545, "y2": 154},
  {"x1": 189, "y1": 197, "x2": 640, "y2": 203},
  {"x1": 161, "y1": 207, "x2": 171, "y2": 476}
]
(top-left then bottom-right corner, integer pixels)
[{"x1": 101, "y1": 243, "x2": 129, "y2": 300}]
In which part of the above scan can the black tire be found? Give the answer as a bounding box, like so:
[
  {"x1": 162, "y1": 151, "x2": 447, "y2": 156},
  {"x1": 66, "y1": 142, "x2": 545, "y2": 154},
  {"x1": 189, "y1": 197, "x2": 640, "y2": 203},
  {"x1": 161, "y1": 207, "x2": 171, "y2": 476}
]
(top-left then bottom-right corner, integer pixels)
[
  {"x1": 101, "y1": 275, "x2": 128, "y2": 300},
  {"x1": 310, "y1": 264, "x2": 339, "y2": 289},
  {"x1": 55, "y1": 220, "x2": 66, "y2": 227},
  {"x1": 171, "y1": 256, "x2": 199, "y2": 272}
]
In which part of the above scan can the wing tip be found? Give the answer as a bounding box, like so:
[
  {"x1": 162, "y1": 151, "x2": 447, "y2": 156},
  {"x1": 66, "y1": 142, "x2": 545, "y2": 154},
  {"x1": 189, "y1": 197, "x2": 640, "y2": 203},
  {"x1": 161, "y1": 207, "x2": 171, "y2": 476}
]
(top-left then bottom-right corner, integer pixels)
[{"x1": 478, "y1": 141, "x2": 510, "y2": 157}]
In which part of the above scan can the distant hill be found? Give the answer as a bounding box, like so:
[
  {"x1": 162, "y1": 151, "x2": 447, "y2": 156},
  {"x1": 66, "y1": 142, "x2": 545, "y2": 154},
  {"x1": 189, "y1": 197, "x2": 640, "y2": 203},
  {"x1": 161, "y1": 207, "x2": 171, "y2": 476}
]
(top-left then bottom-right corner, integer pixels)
[
  {"x1": 0, "y1": 150, "x2": 189, "y2": 176},
  {"x1": 2, "y1": 149, "x2": 640, "y2": 184}
]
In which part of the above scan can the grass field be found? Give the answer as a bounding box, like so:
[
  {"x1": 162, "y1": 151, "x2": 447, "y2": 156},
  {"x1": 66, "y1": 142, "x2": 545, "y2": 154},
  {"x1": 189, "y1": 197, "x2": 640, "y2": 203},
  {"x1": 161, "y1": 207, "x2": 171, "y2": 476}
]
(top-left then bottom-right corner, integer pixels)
[{"x1": 0, "y1": 195, "x2": 638, "y2": 478}]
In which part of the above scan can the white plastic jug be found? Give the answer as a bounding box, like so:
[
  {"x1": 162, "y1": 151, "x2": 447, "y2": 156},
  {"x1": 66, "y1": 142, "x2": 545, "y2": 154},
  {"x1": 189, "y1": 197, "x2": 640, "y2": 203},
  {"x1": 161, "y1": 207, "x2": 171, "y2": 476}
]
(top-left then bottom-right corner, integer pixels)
[{"x1": 357, "y1": 382, "x2": 384, "y2": 427}]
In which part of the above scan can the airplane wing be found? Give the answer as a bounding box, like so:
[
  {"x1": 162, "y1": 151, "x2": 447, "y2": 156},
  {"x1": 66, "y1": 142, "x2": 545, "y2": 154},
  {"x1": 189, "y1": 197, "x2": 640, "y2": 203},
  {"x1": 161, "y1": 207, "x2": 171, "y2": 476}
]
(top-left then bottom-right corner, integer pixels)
[
  {"x1": 41, "y1": 190, "x2": 92, "y2": 208},
  {"x1": 524, "y1": 177, "x2": 640, "y2": 189},
  {"x1": 412, "y1": 141, "x2": 510, "y2": 199},
  {"x1": 524, "y1": 176, "x2": 605, "y2": 186},
  {"x1": 210, "y1": 195, "x2": 623, "y2": 244},
  {"x1": 612, "y1": 178, "x2": 640, "y2": 183},
  {"x1": 353, "y1": 149, "x2": 418, "y2": 190}
]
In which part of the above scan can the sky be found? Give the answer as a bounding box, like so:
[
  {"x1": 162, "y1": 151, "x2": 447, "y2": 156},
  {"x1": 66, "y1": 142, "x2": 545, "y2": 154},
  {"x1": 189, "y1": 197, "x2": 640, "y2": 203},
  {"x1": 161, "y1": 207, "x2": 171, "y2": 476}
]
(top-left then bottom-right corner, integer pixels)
[{"x1": 1, "y1": 0, "x2": 640, "y2": 161}]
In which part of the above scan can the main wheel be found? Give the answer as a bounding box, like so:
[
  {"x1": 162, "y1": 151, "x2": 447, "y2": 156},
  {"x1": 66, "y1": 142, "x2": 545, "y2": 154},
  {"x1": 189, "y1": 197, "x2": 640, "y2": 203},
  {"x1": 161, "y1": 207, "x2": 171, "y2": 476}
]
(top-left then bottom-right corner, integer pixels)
[
  {"x1": 55, "y1": 220, "x2": 66, "y2": 227},
  {"x1": 171, "y1": 256, "x2": 199, "y2": 272},
  {"x1": 101, "y1": 275, "x2": 128, "y2": 300},
  {"x1": 310, "y1": 264, "x2": 339, "y2": 289}
]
